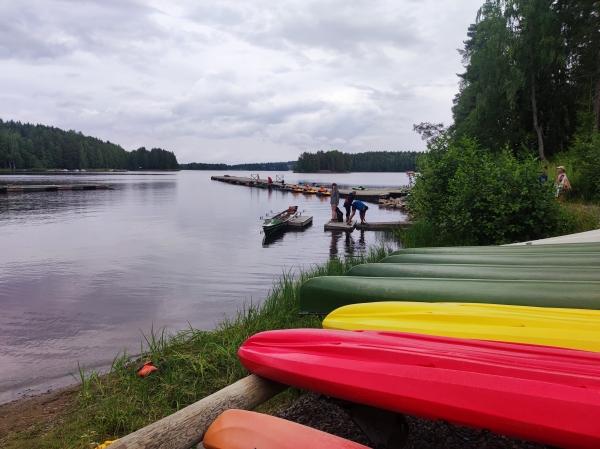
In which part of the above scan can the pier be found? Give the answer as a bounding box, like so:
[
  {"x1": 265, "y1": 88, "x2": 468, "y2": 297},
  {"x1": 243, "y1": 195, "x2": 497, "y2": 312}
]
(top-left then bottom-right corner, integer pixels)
[
  {"x1": 210, "y1": 175, "x2": 407, "y2": 204},
  {"x1": 0, "y1": 184, "x2": 112, "y2": 193}
]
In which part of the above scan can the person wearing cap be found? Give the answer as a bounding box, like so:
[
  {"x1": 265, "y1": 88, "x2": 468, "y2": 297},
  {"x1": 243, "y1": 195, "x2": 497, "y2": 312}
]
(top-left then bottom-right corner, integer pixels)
[
  {"x1": 330, "y1": 183, "x2": 340, "y2": 220},
  {"x1": 554, "y1": 166, "x2": 571, "y2": 201}
]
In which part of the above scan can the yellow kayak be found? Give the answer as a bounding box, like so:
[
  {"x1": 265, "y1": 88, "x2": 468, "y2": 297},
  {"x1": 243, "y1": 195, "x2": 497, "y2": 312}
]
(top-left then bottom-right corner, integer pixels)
[{"x1": 323, "y1": 302, "x2": 600, "y2": 353}]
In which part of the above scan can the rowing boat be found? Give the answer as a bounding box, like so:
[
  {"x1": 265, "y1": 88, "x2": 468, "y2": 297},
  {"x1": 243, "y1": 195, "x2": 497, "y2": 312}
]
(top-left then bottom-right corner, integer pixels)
[{"x1": 262, "y1": 206, "x2": 297, "y2": 236}]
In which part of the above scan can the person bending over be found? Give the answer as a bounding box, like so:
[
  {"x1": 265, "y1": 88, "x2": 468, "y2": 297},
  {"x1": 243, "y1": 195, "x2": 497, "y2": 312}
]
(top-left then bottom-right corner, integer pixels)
[
  {"x1": 349, "y1": 200, "x2": 369, "y2": 224},
  {"x1": 343, "y1": 191, "x2": 356, "y2": 224}
]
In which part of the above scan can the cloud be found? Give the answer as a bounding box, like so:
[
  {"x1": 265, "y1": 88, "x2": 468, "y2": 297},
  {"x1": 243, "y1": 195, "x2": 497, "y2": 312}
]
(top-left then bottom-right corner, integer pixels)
[{"x1": 0, "y1": 0, "x2": 484, "y2": 163}]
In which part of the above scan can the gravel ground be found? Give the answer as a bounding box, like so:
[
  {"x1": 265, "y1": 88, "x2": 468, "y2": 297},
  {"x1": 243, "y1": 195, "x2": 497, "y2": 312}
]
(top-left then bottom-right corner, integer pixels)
[{"x1": 277, "y1": 393, "x2": 549, "y2": 449}]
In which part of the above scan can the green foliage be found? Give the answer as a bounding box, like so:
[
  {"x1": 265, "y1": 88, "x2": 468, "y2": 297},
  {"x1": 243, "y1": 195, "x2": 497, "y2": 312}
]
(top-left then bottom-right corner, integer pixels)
[
  {"x1": 410, "y1": 135, "x2": 561, "y2": 245},
  {"x1": 0, "y1": 120, "x2": 178, "y2": 170},
  {"x1": 451, "y1": 0, "x2": 599, "y2": 159},
  {"x1": 563, "y1": 113, "x2": 600, "y2": 201},
  {"x1": 294, "y1": 150, "x2": 418, "y2": 173},
  {"x1": 180, "y1": 161, "x2": 295, "y2": 171}
]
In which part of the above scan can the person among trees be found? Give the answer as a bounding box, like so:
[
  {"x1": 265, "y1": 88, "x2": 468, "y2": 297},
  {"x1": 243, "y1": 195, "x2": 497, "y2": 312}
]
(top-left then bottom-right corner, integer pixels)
[
  {"x1": 554, "y1": 166, "x2": 571, "y2": 201},
  {"x1": 344, "y1": 191, "x2": 356, "y2": 224},
  {"x1": 349, "y1": 200, "x2": 369, "y2": 225},
  {"x1": 330, "y1": 183, "x2": 340, "y2": 221},
  {"x1": 540, "y1": 166, "x2": 548, "y2": 183}
]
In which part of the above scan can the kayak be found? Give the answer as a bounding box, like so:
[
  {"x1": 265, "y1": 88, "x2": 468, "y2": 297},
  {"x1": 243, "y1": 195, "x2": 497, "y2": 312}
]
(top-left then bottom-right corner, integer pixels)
[
  {"x1": 203, "y1": 409, "x2": 368, "y2": 449},
  {"x1": 298, "y1": 276, "x2": 600, "y2": 315},
  {"x1": 392, "y1": 242, "x2": 600, "y2": 255},
  {"x1": 347, "y1": 263, "x2": 600, "y2": 281},
  {"x1": 380, "y1": 253, "x2": 600, "y2": 266},
  {"x1": 238, "y1": 329, "x2": 600, "y2": 449},
  {"x1": 323, "y1": 302, "x2": 600, "y2": 353}
]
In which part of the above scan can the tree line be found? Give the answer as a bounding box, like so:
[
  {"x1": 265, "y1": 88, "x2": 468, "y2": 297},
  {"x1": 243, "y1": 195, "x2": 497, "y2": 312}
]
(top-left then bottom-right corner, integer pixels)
[
  {"x1": 180, "y1": 161, "x2": 295, "y2": 171},
  {"x1": 0, "y1": 120, "x2": 179, "y2": 170},
  {"x1": 450, "y1": 0, "x2": 600, "y2": 160},
  {"x1": 293, "y1": 150, "x2": 419, "y2": 173}
]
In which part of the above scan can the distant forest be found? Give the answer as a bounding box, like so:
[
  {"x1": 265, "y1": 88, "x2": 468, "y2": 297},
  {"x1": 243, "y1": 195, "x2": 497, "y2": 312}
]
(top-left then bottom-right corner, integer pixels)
[
  {"x1": 294, "y1": 150, "x2": 419, "y2": 173},
  {"x1": 0, "y1": 120, "x2": 179, "y2": 170},
  {"x1": 180, "y1": 161, "x2": 295, "y2": 171}
]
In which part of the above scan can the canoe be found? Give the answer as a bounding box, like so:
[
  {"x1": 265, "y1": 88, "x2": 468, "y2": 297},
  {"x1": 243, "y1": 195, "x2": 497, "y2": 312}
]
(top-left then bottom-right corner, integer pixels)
[
  {"x1": 203, "y1": 409, "x2": 368, "y2": 449},
  {"x1": 323, "y1": 302, "x2": 600, "y2": 353},
  {"x1": 262, "y1": 207, "x2": 297, "y2": 236},
  {"x1": 298, "y1": 277, "x2": 600, "y2": 315},
  {"x1": 238, "y1": 329, "x2": 600, "y2": 449},
  {"x1": 392, "y1": 242, "x2": 600, "y2": 255},
  {"x1": 347, "y1": 263, "x2": 600, "y2": 281},
  {"x1": 380, "y1": 253, "x2": 600, "y2": 266}
]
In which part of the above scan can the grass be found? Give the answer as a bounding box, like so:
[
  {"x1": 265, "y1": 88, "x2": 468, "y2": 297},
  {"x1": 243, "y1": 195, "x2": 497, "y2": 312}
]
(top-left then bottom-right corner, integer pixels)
[{"x1": 2, "y1": 245, "x2": 393, "y2": 449}]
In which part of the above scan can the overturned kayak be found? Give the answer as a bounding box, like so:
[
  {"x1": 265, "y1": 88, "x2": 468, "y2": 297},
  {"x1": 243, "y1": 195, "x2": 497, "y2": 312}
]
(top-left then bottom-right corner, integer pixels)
[
  {"x1": 392, "y1": 242, "x2": 600, "y2": 255},
  {"x1": 239, "y1": 329, "x2": 600, "y2": 449},
  {"x1": 323, "y1": 302, "x2": 600, "y2": 353},
  {"x1": 298, "y1": 276, "x2": 600, "y2": 315},
  {"x1": 380, "y1": 253, "x2": 600, "y2": 266},
  {"x1": 347, "y1": 263, "x2": 600, "y2": 281},
  {"x1": 203, "y1": 409, "x2": 368, "y2": 449}
]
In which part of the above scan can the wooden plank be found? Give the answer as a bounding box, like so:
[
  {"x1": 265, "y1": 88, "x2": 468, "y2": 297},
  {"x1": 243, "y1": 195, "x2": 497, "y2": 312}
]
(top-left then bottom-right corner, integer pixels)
[
  {"x1": 109, "y1": 374, "x2": 287, "y2": 449},
  {"x1": 324, "y1": 220, "x2": 356, "y2": 231},
  {"x1": 356, "y1": 221, "x2": 413, "y2": 230},
  {"x1": 288, "y1": 215, "x2": 313, "y2": 227}
]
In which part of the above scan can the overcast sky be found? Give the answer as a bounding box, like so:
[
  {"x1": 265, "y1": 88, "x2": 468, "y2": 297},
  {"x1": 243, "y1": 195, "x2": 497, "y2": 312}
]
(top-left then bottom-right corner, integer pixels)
[{"x1": 0, "y1": 0, "x2": 483, "y2": 163}]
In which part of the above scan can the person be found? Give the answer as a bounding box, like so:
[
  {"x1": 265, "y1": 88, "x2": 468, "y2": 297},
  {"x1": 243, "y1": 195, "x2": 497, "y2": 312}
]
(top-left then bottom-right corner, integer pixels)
[
  {"x1": 343, "y1": 191, "x2": 356, "y2": 224},
  {"x1": 349, "y1": 200, "x2": 369, "y2": 224},
  {"x1": 267, "y1": 176, "x2": 273, "y2": 184},
  {"x1": 554, "y1": 165, "x2": 571, "y2": 202},
  {"x1": 319, "y1": 186, "x2": 326, "y2": 192},
  {"x1": 330, "y1": 183, "x2": 340, "y2": 221},
  {"x1": 540, "y1": 166, "x2": 548, "y2": 184},
  {"x1": 281, "y1": 177, "x2": 285, "y2": 188}
]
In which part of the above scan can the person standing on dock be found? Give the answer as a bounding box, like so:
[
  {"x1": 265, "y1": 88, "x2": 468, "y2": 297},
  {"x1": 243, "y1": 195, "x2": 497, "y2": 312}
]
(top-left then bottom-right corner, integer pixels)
[
  {"x1": 349, "y1": 200, "x2": 369, "y2": 225},
  {"x1": 330, "y1": 183, "x2": 340, "y2": 221},
  {"x1": 343, "y1": 191, "x2": 355, "y2": 224}
]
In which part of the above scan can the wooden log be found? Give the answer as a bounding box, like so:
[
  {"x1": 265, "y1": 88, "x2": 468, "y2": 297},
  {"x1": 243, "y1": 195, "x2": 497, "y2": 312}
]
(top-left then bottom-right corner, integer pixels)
[{"x1": 109, "y1": 374, "x2": 287, "y2": 449}]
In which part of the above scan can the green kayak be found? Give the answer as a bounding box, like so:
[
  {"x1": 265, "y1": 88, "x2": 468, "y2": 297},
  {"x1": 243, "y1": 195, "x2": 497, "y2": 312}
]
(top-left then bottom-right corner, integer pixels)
[
  {"x1": 392, "y1": 242, "x2": 600, "y2": 255},
  {"x1": 347, "y1": 263, "x2": 600, "y2": 281},
  {"x1": 380, "y1": 253, "x2": 600, "y2": 266},
  {"x1": 299, "y1": 277, "x2": 600, "y2": 315}
]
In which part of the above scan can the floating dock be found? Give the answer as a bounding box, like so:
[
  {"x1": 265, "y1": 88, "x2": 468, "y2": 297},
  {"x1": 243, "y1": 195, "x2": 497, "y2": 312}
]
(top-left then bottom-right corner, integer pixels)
[
  {"x1": 0, "y1": 184, "x2": 111, "y2": 193},
  {"x1": 356, "y1": 221, "x2": 413, "y2": 230},
  {"x1": 288, "y1": 215, "x2": 313, "y2": 227},
  {"x1": 210, "y1": 175, "x2": 407, "y2": 204},
  {"x1": 324, "y1": 220, "x2": 357, "y2": 231}
]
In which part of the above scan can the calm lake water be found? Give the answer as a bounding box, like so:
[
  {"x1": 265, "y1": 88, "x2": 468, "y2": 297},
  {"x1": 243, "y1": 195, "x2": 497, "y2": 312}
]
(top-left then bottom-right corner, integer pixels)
[{"x1": 0, "y1": 171, "x2": 407, "y2": 403}]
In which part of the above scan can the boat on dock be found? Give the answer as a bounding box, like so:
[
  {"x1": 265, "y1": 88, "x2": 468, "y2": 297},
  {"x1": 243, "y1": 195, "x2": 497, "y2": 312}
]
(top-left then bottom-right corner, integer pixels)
[{"x1": 262, "y1": 206, "x2": 298, "y2": 236}]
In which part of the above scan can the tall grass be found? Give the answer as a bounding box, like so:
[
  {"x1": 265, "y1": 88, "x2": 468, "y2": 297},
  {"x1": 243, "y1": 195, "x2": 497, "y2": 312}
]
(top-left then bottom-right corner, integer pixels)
[{"x1": 4, "y1": 245, "x2": 393, "y2": 449}]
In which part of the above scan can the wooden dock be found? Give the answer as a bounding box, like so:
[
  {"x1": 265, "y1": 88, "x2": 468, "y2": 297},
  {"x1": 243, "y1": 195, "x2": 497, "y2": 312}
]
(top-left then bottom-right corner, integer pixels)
[
  {"x1": 288, "y1": 215, "x2": 313, "y2": 227},
  {"x1": 324, "y1": 220, "x2": 357, "y2": 231},
  {"x1": 210, "y1": 175, "x2": 407, "y2": 204},
  {"x1": 0, "y1": 184, "x2": 111, "y2": 193},
  {"x1": 356, "y1": 221, "x2": 413, "y2": 230}
]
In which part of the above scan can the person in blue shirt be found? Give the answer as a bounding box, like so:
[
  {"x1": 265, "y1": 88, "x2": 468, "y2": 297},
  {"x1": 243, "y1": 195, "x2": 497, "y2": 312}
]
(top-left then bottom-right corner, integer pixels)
[{"x1": 349, "y1": 200, "x2": 369, "y2": 224}]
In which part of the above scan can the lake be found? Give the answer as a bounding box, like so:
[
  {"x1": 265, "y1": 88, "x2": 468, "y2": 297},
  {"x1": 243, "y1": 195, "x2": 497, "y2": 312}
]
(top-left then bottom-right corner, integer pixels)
[{"x1": 0, "y1": 171, "x2": 407, "y2": 403}]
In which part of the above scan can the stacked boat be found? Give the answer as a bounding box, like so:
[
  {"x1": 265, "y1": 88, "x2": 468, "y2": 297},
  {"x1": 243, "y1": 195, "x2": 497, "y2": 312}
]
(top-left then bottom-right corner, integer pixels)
[{"x1": 201, "y1": 237, "x2": 600, "y2": 448}]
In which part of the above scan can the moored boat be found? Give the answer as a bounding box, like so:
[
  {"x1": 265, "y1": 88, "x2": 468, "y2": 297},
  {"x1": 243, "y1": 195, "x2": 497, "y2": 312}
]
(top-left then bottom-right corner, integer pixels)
[{"x1": 262, "y1": 206, "x2": 298, "y2": 236}]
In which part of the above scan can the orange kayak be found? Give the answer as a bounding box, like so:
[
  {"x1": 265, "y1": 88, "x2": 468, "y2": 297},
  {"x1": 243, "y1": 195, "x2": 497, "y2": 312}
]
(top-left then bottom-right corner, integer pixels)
[{"x1": 203, "y1": 409, "x2": 368, "y2": 449}]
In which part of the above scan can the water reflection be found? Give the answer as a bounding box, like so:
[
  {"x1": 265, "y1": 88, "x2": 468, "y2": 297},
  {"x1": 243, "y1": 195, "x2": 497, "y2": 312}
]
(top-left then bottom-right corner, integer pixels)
[{"x1": 0, "y1": 171, "x2": 404, "y2": 402}]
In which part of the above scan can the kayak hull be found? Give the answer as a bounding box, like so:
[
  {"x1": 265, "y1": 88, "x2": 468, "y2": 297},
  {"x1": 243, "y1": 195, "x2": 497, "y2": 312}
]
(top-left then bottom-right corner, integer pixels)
[
  {"x1": 392, "y1": 242, "x2": 600, "y2": 254},
  {"x1": 380, "y1": 253, "x2": 600, "y2": 266},
  {"x1": 347, "y1": 263, "x2": 600, "y2": 281},
  {"x1": 239, "y1": 329, "x2": 600, "y2": 449},
  {"x1": 298, "y1": 276, "x2": 600, "y2": 315},
  {"x1": 323, "y1": 301, "x2": 600, "y2": 353},
  {"x1": 203, "y1": 409, "x2": 368, "y2": 449}
]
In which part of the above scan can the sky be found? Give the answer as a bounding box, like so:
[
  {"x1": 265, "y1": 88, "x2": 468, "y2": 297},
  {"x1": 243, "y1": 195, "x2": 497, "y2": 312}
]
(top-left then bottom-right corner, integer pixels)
[{"x1": 0, "y1": 0, "x2": 484, "y2": 164}]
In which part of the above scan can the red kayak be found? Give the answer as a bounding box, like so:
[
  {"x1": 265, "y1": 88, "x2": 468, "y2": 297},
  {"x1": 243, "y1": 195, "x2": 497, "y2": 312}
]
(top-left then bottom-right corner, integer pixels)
[{"x1": 238, "y1": 329, "x2": 600, "y2": 449}]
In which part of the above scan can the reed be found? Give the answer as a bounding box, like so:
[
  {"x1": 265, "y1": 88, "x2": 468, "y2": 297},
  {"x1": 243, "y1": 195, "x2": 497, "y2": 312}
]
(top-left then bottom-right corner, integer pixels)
[{"x1": 3, "y1": 245, "x2": 393, "y2": 449}]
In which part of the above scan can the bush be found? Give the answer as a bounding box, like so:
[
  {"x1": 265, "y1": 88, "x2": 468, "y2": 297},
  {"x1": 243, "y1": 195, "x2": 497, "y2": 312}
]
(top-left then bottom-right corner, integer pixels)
[
  {"x1": 410, "y1": 135, "x2": 561, "y2": 245},
  {"x1": 565, "y1": 113, "x2": 600, "y2": 201}
]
